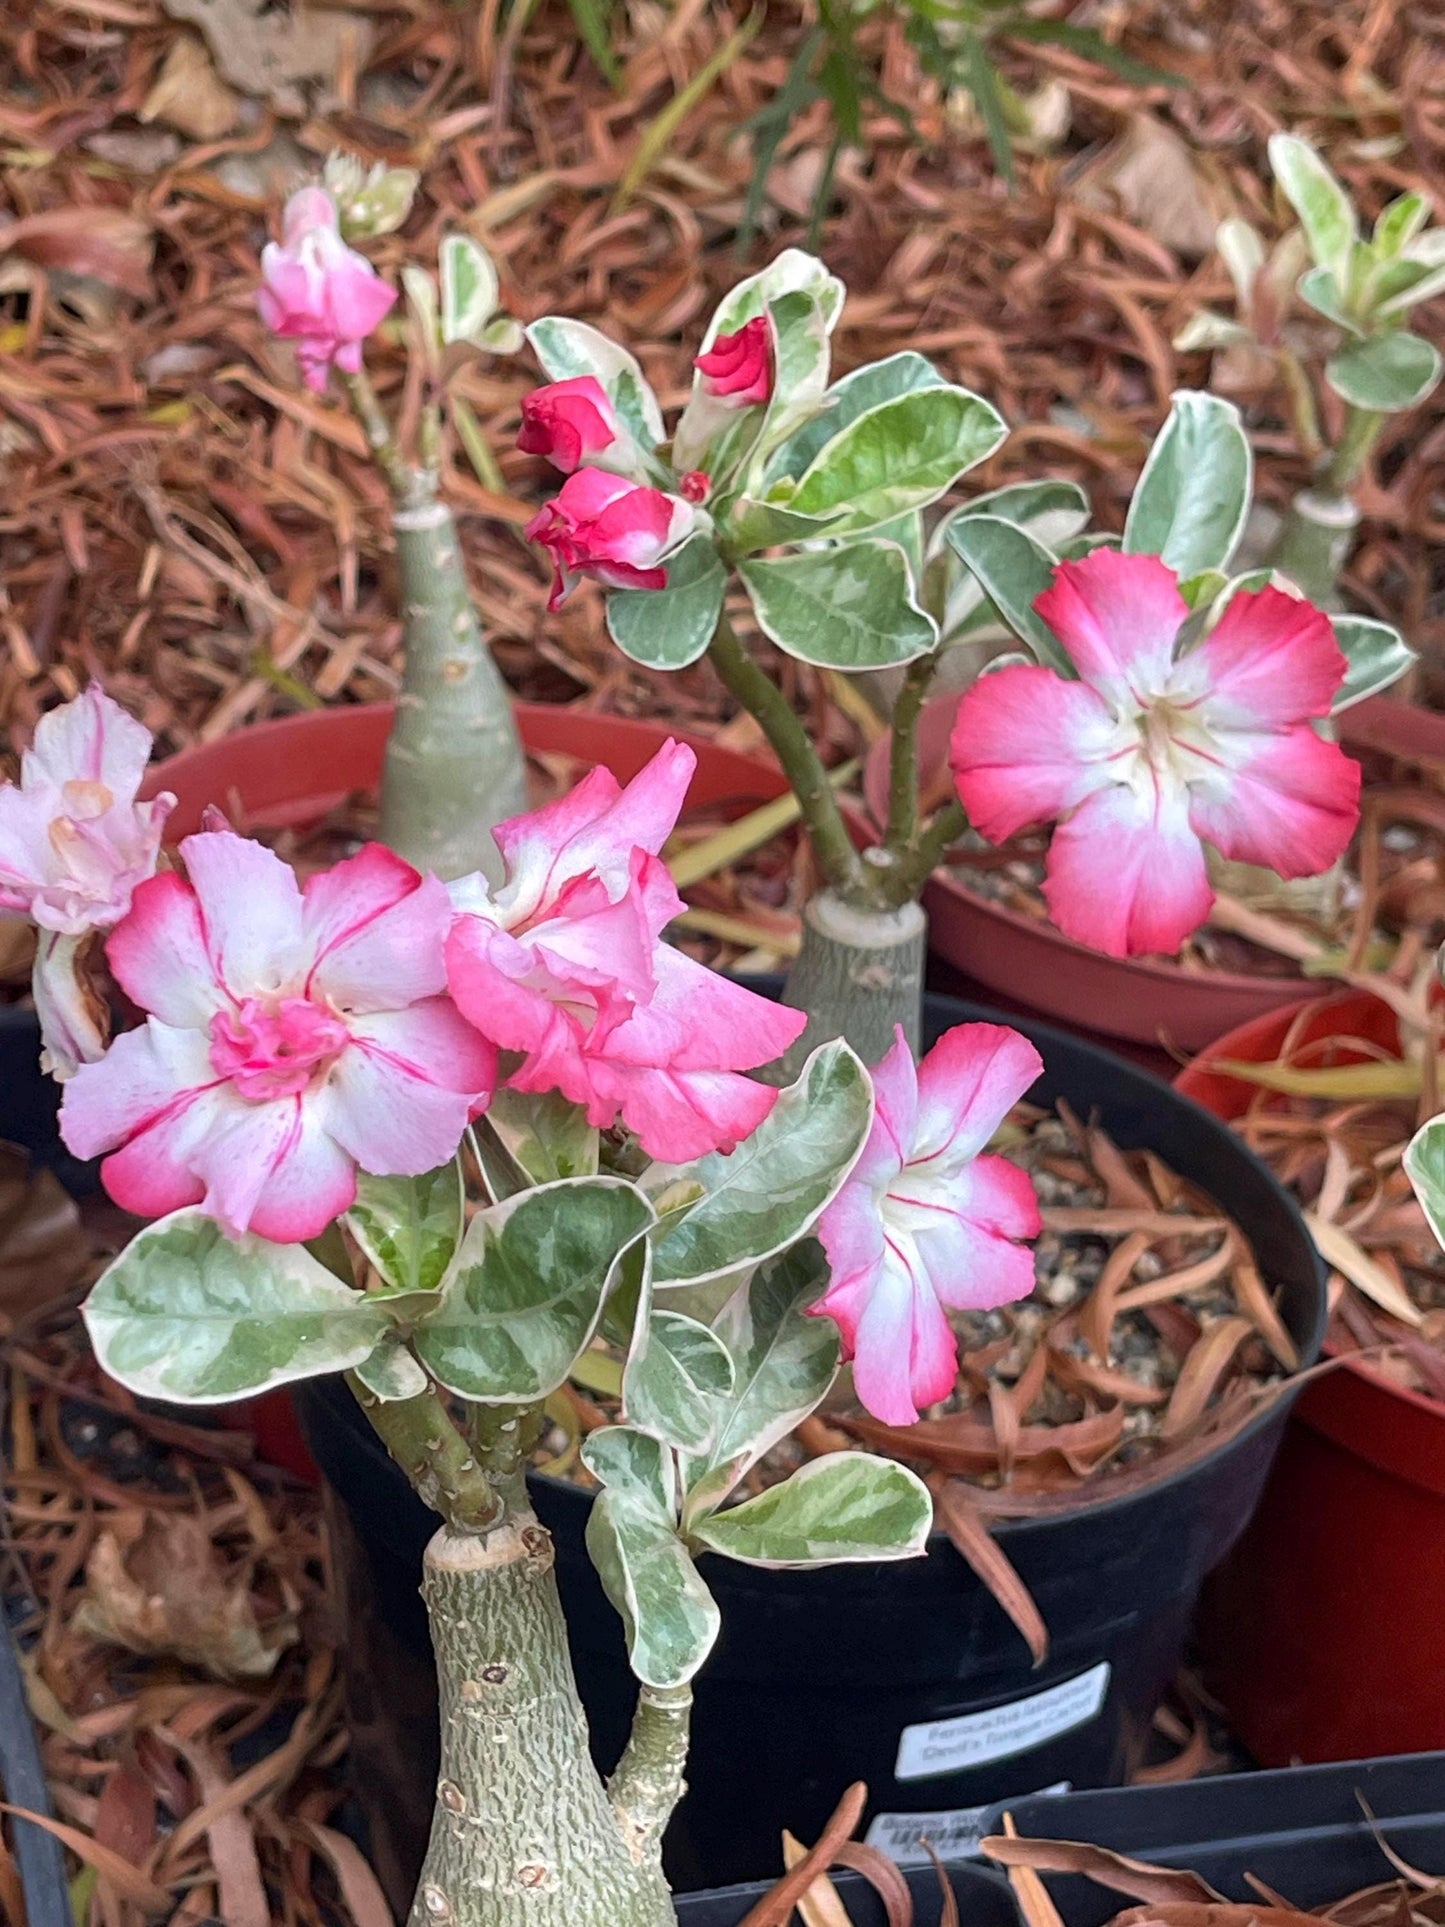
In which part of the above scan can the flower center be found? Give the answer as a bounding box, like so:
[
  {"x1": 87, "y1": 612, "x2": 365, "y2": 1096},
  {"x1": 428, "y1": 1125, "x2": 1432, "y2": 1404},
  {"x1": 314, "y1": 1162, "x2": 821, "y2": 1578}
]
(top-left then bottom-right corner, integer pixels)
[
  {"x1": 1133, "y1": 690, "x2": 1218, "y2": 791},
  {"x1": 209, "y1": 995, "x2": 349, "y2": 1101}
]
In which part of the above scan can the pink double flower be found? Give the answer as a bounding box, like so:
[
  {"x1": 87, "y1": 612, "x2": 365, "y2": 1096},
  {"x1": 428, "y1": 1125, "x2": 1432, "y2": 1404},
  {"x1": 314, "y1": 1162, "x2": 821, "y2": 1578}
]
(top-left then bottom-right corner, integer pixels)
[{"x1": 256, "y1": 186, "x2": 397, "y2": 394}]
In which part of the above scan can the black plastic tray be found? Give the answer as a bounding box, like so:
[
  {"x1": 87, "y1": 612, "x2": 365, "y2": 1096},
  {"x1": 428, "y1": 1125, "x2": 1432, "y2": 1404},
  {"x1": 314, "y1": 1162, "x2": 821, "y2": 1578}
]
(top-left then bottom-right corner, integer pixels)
[{"x1": 676, "y1": 1863, "x2": 1018, "y2": 1924}]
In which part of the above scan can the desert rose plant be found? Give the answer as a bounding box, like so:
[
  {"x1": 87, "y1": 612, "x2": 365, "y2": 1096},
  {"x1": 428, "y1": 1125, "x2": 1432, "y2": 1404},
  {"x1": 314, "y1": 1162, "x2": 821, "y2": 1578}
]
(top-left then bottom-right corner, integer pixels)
[{"x1": 2, "y1": 688, "x2": 1063, "y2": 1926}]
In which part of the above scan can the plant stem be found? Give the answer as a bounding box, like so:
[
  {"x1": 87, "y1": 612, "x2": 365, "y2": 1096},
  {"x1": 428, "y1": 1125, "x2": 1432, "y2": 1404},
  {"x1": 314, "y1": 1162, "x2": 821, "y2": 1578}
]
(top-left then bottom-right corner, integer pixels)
[
  {"x1": 890, "y1": 796, "x2": 967, "y2": 906},
  {"x1": 884, "y1": 652, "x2": 938, "y2": 857},
  {"x1": 706, "y1": 618, "x2": 864, "y2": 898},
  {"x1": 342, "y1": 367, "x2": 417, "y2": 504},
  {"x1": 1263, "y1": 487, "x2": 1360, "y2": 607},
  {"x1": 347, "y1": 1374, "x2": 503, "y2": 1535},
  {"x1": 1325, "y1": 403, "x2": 1385, "y2": 495},
  {"x1": 1276, "y1": 344, "x2": 1324, "y2": 465},
  {"x1": 608, "y1": 1685, "x2": 694, "y2": 1862}
]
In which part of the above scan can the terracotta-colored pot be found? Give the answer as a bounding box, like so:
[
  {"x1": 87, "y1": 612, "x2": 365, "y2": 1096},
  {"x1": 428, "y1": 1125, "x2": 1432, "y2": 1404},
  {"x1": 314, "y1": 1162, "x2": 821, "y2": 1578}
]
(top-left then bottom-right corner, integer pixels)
[
  {"x1": 1175, "y1": 991, "x2": 1445, "y2": 1764},
  {"x1": 865, "y1": 692, "x2": 1445, "y2": 1054}
]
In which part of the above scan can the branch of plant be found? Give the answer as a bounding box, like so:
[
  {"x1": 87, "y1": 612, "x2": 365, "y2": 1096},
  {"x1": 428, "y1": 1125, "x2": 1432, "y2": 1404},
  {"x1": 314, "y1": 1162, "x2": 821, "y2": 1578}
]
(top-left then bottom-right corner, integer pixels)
[
  {"x1": 1276, "y1": 343, "x2": 1324, "y2": 465},
  {"x1": 889, "y1": 796, "x2": 968, "y2": 906},
  {"x1": 608, "y1": 1683, "x2": 694, "y2": 1857},
  {"x1": 1325, "y1": 401, "x2": 1386, "y2": 496},
  {"x1": 340, "y1": 365, "x2": 429, "y2": 506},
  {"x1": 348, "y1": 1373, "x2": 504, "y2": 1535},
  {"x1": 884, "y1": 651, "x2": 940, "y2": 856},
  {"x1": 706, "y1": 616, "x2": 865, "y2": 897}
]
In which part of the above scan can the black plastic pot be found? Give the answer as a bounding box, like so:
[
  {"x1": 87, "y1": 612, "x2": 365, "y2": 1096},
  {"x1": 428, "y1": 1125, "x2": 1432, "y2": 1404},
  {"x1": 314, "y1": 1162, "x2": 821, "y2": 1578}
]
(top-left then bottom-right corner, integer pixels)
[
  {"x1": 296, "y1": 989, "x2": 1326, "y2": 1898},
  {"x1": 0, "y1": 1005, "x2": 98, "y2": 1195},
  {"x1": 979, "y1": 1752, "x2": 1445, "y2": 1924},
  {"x1": 675, "y1": 1863, "x2": 1018, "y2": 1925}
]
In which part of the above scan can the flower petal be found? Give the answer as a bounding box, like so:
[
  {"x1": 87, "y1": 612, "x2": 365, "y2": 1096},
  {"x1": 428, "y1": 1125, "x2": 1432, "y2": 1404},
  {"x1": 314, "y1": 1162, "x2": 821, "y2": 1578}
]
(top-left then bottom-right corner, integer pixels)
[
  {"x1": 23, "y1": 685, "x2": 152, "y2": 799},
  {"x1": 1187, "y1": 723, "x2": 1361, "y2": 877},
  {"x1": 577, "y1": 1060, "x2": 783, "y2": 1162},
  {"x1": 322, "y1": 1002, "x2": 495, "y2": 1174},
  {"x1": 180, "y1": 831, "x2": 306, "y2": 999},
  {"x1": 107, "y1": 872, "x2": 227, "y2": 1027},
  {"x1": 1188, "y1": 585, "x2": 1348, "y2": 727},
  {"x1": 951, "y1": 663, "x2": 1120, "y2": 843},
  {"x1": 1043, "y1": 777, "x2": 1213, "y2": 957},
  {"x1": 1034, "y1": 550, "x2": 1188, "y2": 696},
  {"x1": 98, "y1": 1085, "x2": 232, "y2": 1221},
  {"x1": 187, "y1": 1094, "x2": 356, "y2": 1241},
  {"x1": 910, "y1": 1023, "x2": 1044, "y2": 1169},
  {"x1": 60, "y1": 1020, "x2": 221, "y2": 1159},
  {"x1": 921, "y1": 1213, "x2": 1039, "y2": 1314},
  {"x1": 850, "y1": 1235, "x2": 958, "y2": 1425},
  {"x1": 598, "y1": 941, "x2": 805, "y2": 1075},
  {"x1": 303, "y1": 844, "x2": 450, "y2": 1011}
]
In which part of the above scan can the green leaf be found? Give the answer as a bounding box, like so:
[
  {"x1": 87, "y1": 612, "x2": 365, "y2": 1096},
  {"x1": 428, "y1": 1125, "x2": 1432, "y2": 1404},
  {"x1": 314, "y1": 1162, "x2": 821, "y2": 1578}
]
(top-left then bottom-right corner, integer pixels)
[
  {"x1": 582, "y1": 1423, "x2": 674, "y2": 1515},
  {"x1": 1006, "y1": 18, "x2": 1181, "y2": 88},
  {"x1": 354, "y1": 1331, "x2": 430, "y2": 1402},
  {"x1": 1404, "y1": 1115, "x2": 1445, "y2": 1255},
  {"x1": 766, "y1": 351, "x2": 948, "y2": 482},
  {"x1": 347, "y1": 1161, "x2": 464, "y2": 1298},
  {"x1": 944, "y1": 514, "x2": 1072, "y2": 674},
  {"x1": 525, "y1": 316, "x2": 665, "y2": 447},
  {"x1": 479, "y1": 314, "x2": 525, "y2": 355},
  {"x1": 586, "y1": 1492, "x2": 720, "y2": 1687},
  {"x1": 940, "y1": 479, "x2": 1091, "y2": 549},
  {"x1": 439, "y1": 234, "x2": 501, "y2": 344},
  {"x1": 1123, "y1": 390, "x2": 1252, "y2": 576},
  {"x1": 1297, "y1": 264, "x2": 1364, "y2": 335},
  {"x1": 1268, "y1": 133, "x2": 1357, "y2": 286},
  {"x1": 682, "y1": 1240, "x2": 838, "y2": 1519},
  {"x1": 1373, "y1": 192, "x2": 1430, "y2": 258},
  {"x1": 624, "y1": 1309, "x2": 736, "y2": 1455},
  {"x1": 739, "y1": 540, "x2": 937, "y2": 669},
  {"x1": 413, "y1": 1178, "x2": 654, "y2": 1403},
  {"x1": 727, "y1": 496, "x2": 851, "y2": 553},
  {"x1": 690, "y1": 1452, "x2": 932, "y2": 1567},
  {"x1": 957, "y1": 25, "x2": 1015, "y2": 185},
  {"x1": 1216, "y1": 215, "x2": 1266, "y2": 311},
  {"x1": 484, "y1": 1087, "x2": 599, "y2": 1184},
  {"x1": 787, "y1": 386, "x2": 1007, "y2": 534},
  {"x1": 606, "y1": 534, "x2": 726, "y2": 669},
  {"x1": 564, "y1": 0, "x2": 622, "y2": 87},
  {"x1": 1373, "y1": 259, "x2": 1445, "y2": 317},
  {"x1": 1326, "y1": 331, "x2": 1443, "y2": 412},
  {"x1": 701, "y1": 247, "x2": 846, "y2": 350},
  {"x1": 1330, "y1": 614, "x2": 1417, "y2": 710},
  {"x1": 651, "y1": 1039, "x2": 872, "y2": 1287},
  {"x1": 83, "y1": 1211, "x2": 388, "y2": 1405}
]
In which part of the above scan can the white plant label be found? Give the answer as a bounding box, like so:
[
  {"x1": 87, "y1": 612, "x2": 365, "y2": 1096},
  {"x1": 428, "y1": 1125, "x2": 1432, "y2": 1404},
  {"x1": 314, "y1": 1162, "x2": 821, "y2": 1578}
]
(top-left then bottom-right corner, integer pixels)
[
  {"x1": 864, "y1": 1783, "x2": 1069, "y2": 1866},
  {"x1": 893, "y1": 1661, "x2": 1111, "y2": 1781}
]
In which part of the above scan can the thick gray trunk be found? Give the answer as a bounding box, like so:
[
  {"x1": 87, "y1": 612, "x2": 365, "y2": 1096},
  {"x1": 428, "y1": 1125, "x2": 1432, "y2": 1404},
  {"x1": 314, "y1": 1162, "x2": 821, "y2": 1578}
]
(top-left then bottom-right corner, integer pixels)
[{"x1": 779, "y1": 890, "x2": 926, "y2": 1074}]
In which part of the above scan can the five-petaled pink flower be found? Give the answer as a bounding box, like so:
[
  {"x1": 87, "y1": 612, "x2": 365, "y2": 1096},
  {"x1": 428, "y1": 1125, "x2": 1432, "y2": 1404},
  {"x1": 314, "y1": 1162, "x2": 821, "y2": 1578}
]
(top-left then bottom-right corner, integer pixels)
[
  {"x1": 445, "y1": 741, "x2": 805, "y2": 1162},
  {"x1": 695, "y1": 317, "x2": 773, "y2": 405},
  {"x1": 811, "y1": 1023, "x2": 1042, "y2": 1426},
  {"x1": 518, "y1": 376, "x2": 628, "y2": 475},
  {"x1": 525, "y1": 469, "x2": 694, "y2": 612},
  {"x1": 60, "y1": 834, "x2": 495, "y2": 1242},
  {"x1": 950, "y1": 549, "x2": 1362, "y2": 959},
  {"x1": 256, "y1": 186, "x2": 397, "y2": 395}
]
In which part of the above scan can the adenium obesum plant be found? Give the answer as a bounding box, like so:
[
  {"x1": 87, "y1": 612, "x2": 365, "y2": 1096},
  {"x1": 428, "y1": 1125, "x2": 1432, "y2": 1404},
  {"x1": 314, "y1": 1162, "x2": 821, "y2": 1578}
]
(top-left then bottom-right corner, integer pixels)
[
  {"x1": 512, "y1": 256, "x2": 1405, "y2": 1049},
  {"x1": 6, "y1": 687, "x2": 1045, "y2": 1927}
]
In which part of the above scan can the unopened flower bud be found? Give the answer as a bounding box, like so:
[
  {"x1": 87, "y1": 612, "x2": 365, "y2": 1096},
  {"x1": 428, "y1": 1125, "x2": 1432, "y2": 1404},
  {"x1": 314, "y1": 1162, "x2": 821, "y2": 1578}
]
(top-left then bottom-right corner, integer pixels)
[{"x1": 323, "y1": 151, "x2": 420, "y2": 240}]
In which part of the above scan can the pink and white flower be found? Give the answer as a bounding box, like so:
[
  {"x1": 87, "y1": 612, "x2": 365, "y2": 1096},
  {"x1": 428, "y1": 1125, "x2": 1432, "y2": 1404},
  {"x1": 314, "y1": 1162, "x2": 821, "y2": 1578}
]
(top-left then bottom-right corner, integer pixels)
[
  {"x1": 256, "y1": 185, "x2": 397, "y2": 395},
  {"x1": 445, "y1": 741, "x2": 806, "y2": 1162},
  {"x1": 517, "y1": 376, "x2": 630, "y2": 475},
  {"x1": 695, "y1": 317, "x2": 773, "y2": 406},
  {"x1": 811, "y1": 1023, "x2": 1042, "y2": 1426},
  {"x1": 524, "y1": 470, "x2": 695, "y2": 612},
  {"x1": 60, "y1": 834, "x2": 495, "y2": 1242},
  {"x1": 950, "y1": 549, "x2": 1362, "y2": 959}
]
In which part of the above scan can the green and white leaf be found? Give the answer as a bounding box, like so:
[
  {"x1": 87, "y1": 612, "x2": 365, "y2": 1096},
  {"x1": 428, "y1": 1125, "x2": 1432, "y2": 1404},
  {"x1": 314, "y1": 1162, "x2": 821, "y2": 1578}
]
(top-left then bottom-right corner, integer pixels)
[
  {"x1": 1373, "y1": 192, "x2": 1430, "y2": 259},
  {"x1": 698, "y1": 248, "x2": 845, "y2": 354},
  {"x1": 582, "y1": 1423, "x2": 676, "y2": 1517},
  {"x1": 1374, "y1": 259, "x2": 1445, "y2": 319},
  {"x1": 944, "y1": 514, "x2": 1072, "y2": 674},
  {"x1": 1174, "y1": 310, "x2": 1255, "y2": 353},
  {"x1": 439, "y1": 234, "x2": 501, "y2": 344},
  {"x1": 650, "y1": 1040, "x2": 873, "y2": 1287},
  {"x1": 1268, "y1": 132, "x2": 1357, "y2": 286},
  {"x1": 1297, "y1": 265, "x2": 1363, "y2": 335},
  {"x1": 623, "y1": 1309, "x2": 736, "y2": 1456},
  {"x1": 739, "y1": 540, "x2": 937, "y2": 669},
  {"x1": 690, "y1": 1452, "x2": 932, "y2": 1568},
  {"x1": 934, "y1": 479, "x2": 1091, "y2": 557},
  {"x1": 1326, "y1": 331, "x2": 1443, "y2": 412},
  {"x1": 484, "y1": 1087, "x2": 599, "y2": 1185},
  {"x1": 1406, "y1": 1115, "x2": 1445, "y2": 1256},
  {"x1": 606, "y1": 534, "x2": 726, "y2": 669},
  {"x1": 1123, "y1": 390, "x2": 1252, "y2": 577},
  {"x1": 83, "y1": 1210, "x2": 388, "y2": 1405},
  {"x1": 766, "y1": 351, "x2": 948, "y2": 483},
  {"x1": 414, "y1": 1178, "x2": 654, "y2": 1403},
  {"x1": 787, "y1": 387, "x2": 1008, "y2": 535},
  {"x1": 347, "y1": 1161, "x2": 464, "y2": 1298},
  {"x1": 682, "y1": 1240, "x2": 838, "y2": 1520},
  {"x1": 1330, "y1": 614, "x2": 1417, "y2": 710},
  {"x1": 353, "y1": 1331, "x2": 430, "y2": 1403},
  {"x1": 526, "y1": 316, "x2": 665, "y2": 447},
  {"x1": 586, "y1": 1493, "x2": 720, "y2": 1688},
  {"x1": 1217, "y1": 215, "x2": 1266, "y2": 311},
  {"x1": 727, "y1": 494, "x2": 852, "y2": 554}
]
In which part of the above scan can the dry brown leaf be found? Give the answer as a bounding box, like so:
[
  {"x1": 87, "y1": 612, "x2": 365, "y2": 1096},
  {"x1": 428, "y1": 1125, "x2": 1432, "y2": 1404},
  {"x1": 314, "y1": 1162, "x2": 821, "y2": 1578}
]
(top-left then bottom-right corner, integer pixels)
[
  {"x1": 140, "y1": 30, "x2": 241, "y2": 139},
  {"x1": 933, "y1": 1479, "x2": 1049, "y2": 1665},
  {"x1": 1071, "y1": 114, "x2": 1224, "y2": 259},
  {"x1": 0, "y1": 1147, "x2": 91, "y2": 1323},
  {"x1": 1306, "y1": 1213, "x2": 1424, "y2": 1328},
  {"x1": 782, "y1": 1830, "x2": 855, "y2": 1927},
  {"x1": 74, "y1": 1512, "x2": 296, "y2": 1681},
  {"x1": 161, "y1": 1731, "x2": 269, "y2": 1927},
  {"x1": 1161, "y1": 1317, "x2": 1255, "y2": 1438},
  {"x1": 298, "y1": 1821, "x2": 396, "y2": 1927},
  {"x1": 160, "y1": 0, "x2": 375, "y2": 114},
  {"x1": 0, "y1": 208, "x2": 154, "y2": 299},
  {"x1": 981, "y1": 1834, "x2": 1222, "y2": 1906}
]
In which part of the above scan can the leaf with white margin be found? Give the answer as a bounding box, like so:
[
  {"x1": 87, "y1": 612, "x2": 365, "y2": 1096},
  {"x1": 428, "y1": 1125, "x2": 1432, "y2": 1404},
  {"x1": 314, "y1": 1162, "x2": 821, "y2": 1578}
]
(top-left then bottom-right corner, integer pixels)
[
  {"x1": 440, "y1": 234, "x2": 500, "y2": 344},
  {"x1": 83, "y1": 1210, "x2": 389, "y2": 1405},
  {"x1": 583, "y1": 1425, "x2": 720, "y2": 1688},
  {"x1": 624, "y1": 1309, "x2": 736, "y2": 1456},
  {"x1": 1268, "y1": 133, "x2": 1357, "y2": 286},
  {"x1": 1404, "y1": 1115, "x2": 1445, "y2": 1256},
  {"x1": 727, "y1": 496, "x2": 852, "y2": 554},
  {"x1": 413, "y1": 1177, "x2": 654, "y2": 1404},
  {"x1": 650, "y1": 1039, "x2": 873, "y2": 1287},
  {"x1": 1326, "y1": 332, "x2": 1442, "y2": 413},
  {"x1": 485, "y1": 1086, "x2": 599, "y2": 1185},
  {"x1": 767, "y1": 350, "x2": 948, "y2": 483},
  {"x1": 606, "y1": 534, "x2": 726, "y2": 670},
  {"x1": 525, "y1": 316, "x2": 665, "y2": 448},
  {"x1": 787, "y1": 387, "x2": 1008, "y2": 535},
  {"x1": 354, "y1": 1331, "x2": 430, "y2": 1402},
  {"x1": 1297, "y1": 265, "x2": 1364, "y2": 335},
  {"x1": 1123, "y1": 390, "x2": 1252, "y2": 578},
  {"x1": 1373, "y1": 192, "x2": 1430, "y2": 259},
  {"x1": 739, "y1": 540, "x2": 937, "y2": 669},
  {"x1": 932, "y1": 478, "x2": 1091, "y2": 558},
  {"x1": 681, "y1": 1239, "x2": 838, "y2": 1521},
  {"x1": 696, "y1": 247, "x2": 845, "y2": 356},
  {"x1": 1331, "y1": 615, "x2": 1417, "y2": 710},
  {"x1": 690, "y1": 1452, "x2": 932, "y2": 1567},
  {"x1": 347, "y1": 1160, "x2": 464, "y2": 1298},
  {"x1": 944, "y1": 514, "x2": 1073, "y2": 674}
]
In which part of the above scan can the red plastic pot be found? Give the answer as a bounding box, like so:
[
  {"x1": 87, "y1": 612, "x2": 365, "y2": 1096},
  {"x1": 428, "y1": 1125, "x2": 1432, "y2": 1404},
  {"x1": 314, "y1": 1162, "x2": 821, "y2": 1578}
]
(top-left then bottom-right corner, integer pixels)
[
  {"x1": 141, "y1": 702, "x2": 799, "y2": 1485},
  {"x1": 1174, "y1": 991, "x2": 1445, "y2": 1764},
  {"x1": 864, "y1": 692, "x2": 1445, "y2": 1054}
]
